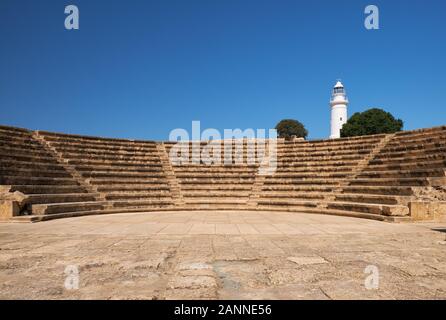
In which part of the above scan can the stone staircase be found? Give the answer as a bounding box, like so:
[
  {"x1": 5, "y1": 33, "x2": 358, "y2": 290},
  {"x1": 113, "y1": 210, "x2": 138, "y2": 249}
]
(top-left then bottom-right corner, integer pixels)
[
  {"x1": 0, "y1": 126, "x2": 100, "y2": 222},
  {"x1": 164, "y1": 140, "x2": 261, "y2": 210},
  {"x1": 1, "y1": 124, "x2": 445, "y2": 222}
]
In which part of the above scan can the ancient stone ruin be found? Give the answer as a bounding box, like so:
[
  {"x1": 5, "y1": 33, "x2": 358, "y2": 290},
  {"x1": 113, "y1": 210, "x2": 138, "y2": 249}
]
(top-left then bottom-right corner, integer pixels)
[{"x1": 0, "y1": 124, "x2": 445, "y2": 222}]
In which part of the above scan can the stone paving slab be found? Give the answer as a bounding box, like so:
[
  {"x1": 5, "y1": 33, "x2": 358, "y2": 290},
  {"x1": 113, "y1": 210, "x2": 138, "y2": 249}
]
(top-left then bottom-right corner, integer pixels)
[{"x1": 0, "y1": 210, "x2": 445, "y2": 299}]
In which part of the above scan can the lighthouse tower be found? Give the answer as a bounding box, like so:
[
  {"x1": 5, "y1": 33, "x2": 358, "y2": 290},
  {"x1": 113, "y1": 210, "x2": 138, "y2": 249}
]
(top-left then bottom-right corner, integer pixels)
[{"x1": 329, "y1": 80, "x2": 348, "y2": 139}]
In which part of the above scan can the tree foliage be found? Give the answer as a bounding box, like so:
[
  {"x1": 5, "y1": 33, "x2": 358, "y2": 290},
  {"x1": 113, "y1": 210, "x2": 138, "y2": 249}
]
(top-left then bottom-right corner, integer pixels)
[
  {"x1": 340, "y1": 108, "x2": 403, "y2": 138},
  {"x1": 275, "y1": 119, "x2": 308, "y2": 140}
]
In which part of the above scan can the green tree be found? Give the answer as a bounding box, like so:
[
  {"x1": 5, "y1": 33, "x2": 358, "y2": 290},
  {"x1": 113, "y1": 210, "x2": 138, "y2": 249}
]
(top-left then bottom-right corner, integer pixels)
[
  {"x1": 275, "y1": 119, "x2": 308, "y2": 140},
  {"x1": 340, "y1": 108, "x2": 403, "y2": 138}
]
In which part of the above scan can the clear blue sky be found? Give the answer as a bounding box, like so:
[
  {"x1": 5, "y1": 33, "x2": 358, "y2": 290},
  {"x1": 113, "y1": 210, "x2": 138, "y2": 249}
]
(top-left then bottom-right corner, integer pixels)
[{"x1": 1, "y1": 0, "x2": 445, "y2": 140}]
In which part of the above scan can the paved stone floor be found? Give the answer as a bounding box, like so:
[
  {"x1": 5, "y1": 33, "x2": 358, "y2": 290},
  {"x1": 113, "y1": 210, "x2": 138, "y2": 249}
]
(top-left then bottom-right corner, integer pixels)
[{"x1": 0, "y1": 210, "x2": 445, "y2": 300}]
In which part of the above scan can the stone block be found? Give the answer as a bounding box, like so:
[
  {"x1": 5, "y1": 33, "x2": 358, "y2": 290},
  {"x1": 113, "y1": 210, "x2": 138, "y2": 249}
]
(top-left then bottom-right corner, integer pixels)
[
  {"x1": 409, "y1": 201, "x2": 446, "y2": 221},
  {"x1": 0, "y1": 200, "x2": 20, "y2": 220}
]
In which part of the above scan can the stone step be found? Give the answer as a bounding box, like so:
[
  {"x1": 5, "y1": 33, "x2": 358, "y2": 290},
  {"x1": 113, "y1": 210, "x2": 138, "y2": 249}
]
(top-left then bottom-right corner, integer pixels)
[
  {"x1": 170, "y1": 159, "x2": 262, "y2": 165},
  {"x1": 0, "y1": 168, "x2": 72, "y2": 178},
  {"x1": 111, "y1": 199, "x2": 173, "y2": 208},
  {"x1": 0, "y1": 136, "x2": 41, "y2": 147},
  {"x1": 25, "y1": 193, "x2": 99, "y2": 205},
  {"x1": 304, "y1": 134, "x2": 386, "y2": 143},
  {"x1": 172, "y1": 166, "x2": 258, "y2": 171},
  {"x1": 263, "y1": 179, "x2": 339, "y2": 186},
  {"x1": 0, "y1": 159, "x2": 67, "y2": 171},
  {"x1": 341, "y1": 185, "x2": 414, "y2": 196},
  {"x1": 0, "y1": 125, "x2": 32, "y2": 135},
  {"x1": 174, "y1": 146, "x2": 265, "y2": 151},
  {"x1": 9, "y1": 212, "x2": 101, "y2": 223},
  {"x1": 172, "y1": 167, "x2": 258, "y2": 173},
  {"x1": 366, "y1": 159, "x2": 446, "y2": 171},
  {"x1": 257, "y1": 199, "x2": 319, "y2": 208},
  {"x1": 0, "y1": 152, "x2": 59, "y2": 164},
  {"x1": 39, "y1": 132, "x2": 159, "y2": 148},
  {"x1": 48, "y1": 143, "x2": 159, "y2": 155},
  {"x1": 259, "y1": 192, "x2": 326, "y2": 200},
  {"x1": 58, "y1": 152, "x2": 161, "y2": 162},
  {"x1": 357, "y1": 168, "x2": 446, "y2": 179},
  {"x1": 68, "y1": 159, "x2": 163, "y2": 168},
  {"x1": 0, "y1": 145, "x2": 56, "y2": 158},
  {"x1": 393, "y1": 126, "x2": 446, "y2": 137},
  {"x1": 378, "y1": 143, "x2": 446, "y2": 156},
  {"x1": 9, "y1": 184, "x2": 89, "y2": 194},
  {"x1": 281, "y1": 139, "x2": 380, "y2": 146},
  {"x1": 0, "y1": 130, "x2": 33, "y2": 139},
  {"x1": 179, "y1": 179, "x2": 255, "y2": 185},
  {"x1": 12, "y1": 203, "x2": 412, "y2": 223},
  {"x1": 279, "y1": 137, "x2": 381, "y2": 145},
  {"x1": 96, "y1": 184, "x2": 170, "y2": 192},
  {"x1": 184, "y1": 198, "x2": 247, "y2": 205},
  {"x1": 314, "y1": 208, "x2": 407, "y2": 222},
  {"x1": 55, "y1": 148, "x2": 160, "y2": 159},
  {"x1": 164, "y1": 143, "x2": 264, "y2": 148},
  {"x1": 80, "y1": 171, "x2": 166, "y2": 179},
  {"x1": 74, "y1": 164, "x2": 163, "y2": 173},
  {"x1": 0, "y1": 176, "x2": 80, "y2": 186},
  {"x1": 386, "y1": 140, "x2": 446, "y2": 150},
  {"x1": 175, "y1": 172, "x2": 254, "y2": 178},
  {"x1": 179, "y1": 185, "x2": 252, "y2": 191},
  {"x1": 278, "y1": 149, "x2": 371, "y2": 158},
  {"x1": 275, "y1": 165, "x2": 357, "y2": 173},
  {"x1": 271, "y1": 172, "x2": 349, "y2": 178},
  {"x1": 389, "y1": 131, "x2": 446, "y2": 144},
  {"x1": 278, "y1": 155, "x2": 363, "y2": 163},
  {"x1": 376, "y1": 145, "x2": 446, "y2": 158},
  {"x1": 89, "y1": 178, "x2": 169, "y2": 185},
  {"x1": 42, "y1": 134, "x2": 157, "y2": 146},
  {"x1": 261, "y1": 185, "x2": 334, "y2": 192},
  {"x1": 350, "y1": 177, "x2": 429, "y2": 186},
  {"x1": 327, "y1": 201, "x2": 409, "y2": 216},
  {"x1": 183, "y1": 191, "x2": 252, "y2": 197},
  {"x1": 13, "y1": 204, "x2": 195, "y2": 222},
  {"x1": 44, "y1": 142, "x2": 159, "y2": 154},
  {"x1": 181, "y1": 204, "x2": 248, "y2": 210},
  {"x1": 277, "y1": 146, "x2": 374, "y2": 155},
  {"x1": 280, "y1": 140, "x2": 377, "y2": 147},
  {"x1": 31, "y1": 201, "x2": 107, "y2": 215},
  {"x1": 253, "y1": 205, "x2": 391, "y2": 221},
  {"x1": 369, "y1": 154, "x2": 446, "y2": 166},
  {"x1": 334, "y1": 193, "x2": 405, "y2": 205},
  {"x1": 105, "y1": 191, "x2": 171, "y2": 200},
  {"x1": 377, "y1": 149, "x2": 446, "y2": 162},
  {"x1": 388, "y1": 138, "x2": 446, "y2": 149},
  {"x1": 0, "y1": 141, "x2": 50, "y2": 153}
]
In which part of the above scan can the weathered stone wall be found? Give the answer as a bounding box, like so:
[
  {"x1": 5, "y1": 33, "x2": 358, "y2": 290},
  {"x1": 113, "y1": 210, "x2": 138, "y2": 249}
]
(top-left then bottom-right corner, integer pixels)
[{"x1": 409, "y1": 201, "x2": 446, "y2": 221}]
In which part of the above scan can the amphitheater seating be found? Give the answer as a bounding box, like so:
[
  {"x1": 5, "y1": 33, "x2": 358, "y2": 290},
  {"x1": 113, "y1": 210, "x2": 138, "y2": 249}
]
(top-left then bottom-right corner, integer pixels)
[
  {"x1": 164, "y1": 140, "x2": 262, "y2": 209},
  {"x1": 36, "y1": 131, "x2": 175, "y2": 215},
  {"x1": 1, "y1": 124, "x2": 445, "y2": 222},
  {"x1": 257, "y1": 134, "x2": 389, "y2": 216},
  {"x1": 0, "y1": 126, "x2": 98, "y2": 218},
  {"x1": 331, "y1": 126, "x2": 446, "y2": 217}
]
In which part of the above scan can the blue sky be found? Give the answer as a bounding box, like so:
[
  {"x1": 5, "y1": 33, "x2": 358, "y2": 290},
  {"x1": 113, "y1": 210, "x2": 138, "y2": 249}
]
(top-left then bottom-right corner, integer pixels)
[{"x1": 1, "y1": 0, "x2": 445, "y2": 140}]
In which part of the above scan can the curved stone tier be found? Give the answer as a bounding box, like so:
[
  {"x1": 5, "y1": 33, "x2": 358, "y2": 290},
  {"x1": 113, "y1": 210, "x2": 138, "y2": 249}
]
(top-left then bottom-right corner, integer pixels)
[{"x1": 1, "y1": 124, "x2": 445, "y2": 222}]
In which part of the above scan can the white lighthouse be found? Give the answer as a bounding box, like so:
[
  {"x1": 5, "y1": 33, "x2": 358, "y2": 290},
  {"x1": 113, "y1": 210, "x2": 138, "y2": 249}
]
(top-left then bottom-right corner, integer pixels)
[{"x1": 329, "y1": 80, "x2": 348, "y2": 139}]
